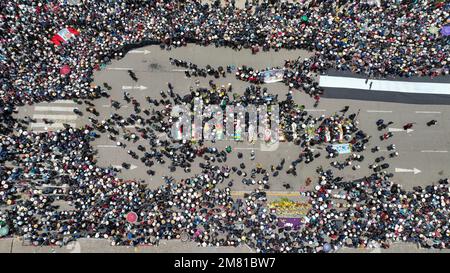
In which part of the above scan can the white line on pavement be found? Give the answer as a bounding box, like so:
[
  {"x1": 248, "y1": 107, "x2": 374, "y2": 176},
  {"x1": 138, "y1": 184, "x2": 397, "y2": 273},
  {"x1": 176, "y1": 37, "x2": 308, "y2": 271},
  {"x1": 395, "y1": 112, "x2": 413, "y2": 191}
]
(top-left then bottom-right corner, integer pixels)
[
  {"x1": 112, "y1": 164, "x2": 138, "y2": 170},
  {"x1": 122, "y1": 85, "x2": 147, "y2": 90},
  {"x1": 415, "y1": 111, "x2": 441, "y2": 114},
  {"x1": 366, "y1": 110, "x2": 393, "y2": 113},
  {"x1": 32, "y1": 114, "x2": 78, "y2": 121},
  {"x1": 389, "y1": 128, "x2": 414, "y2": 133},
  {"x1": 172, "y1": 69, "x2": 188, "y2": 72},
  {"x1": 395, "y1": 168, "x2": 422, "y2": 174},
  {"x1": 32, "y1": 129, "x2": 71, "y2": 133},
  {"x1": 53, "y1": 100, "x2": 76, "y2": 104},
  {"x1": 421, "y1": 150, "x2": 448, "y2": 153},
  {"x1": 96, "y1": 145, "x2": 119, "y2": 148},
  {"x1": 102, "y1": 104, "x2": 129, "y2": 108},
  {"x1": 31, "y1": 123, "x2": 76, "y2": 128},
  {"x1": 128, "y1": 50, "x2": 151, "y2": 55},
  {"x1": 34, "y1": 106, "x2": 76, "y2": 112}
]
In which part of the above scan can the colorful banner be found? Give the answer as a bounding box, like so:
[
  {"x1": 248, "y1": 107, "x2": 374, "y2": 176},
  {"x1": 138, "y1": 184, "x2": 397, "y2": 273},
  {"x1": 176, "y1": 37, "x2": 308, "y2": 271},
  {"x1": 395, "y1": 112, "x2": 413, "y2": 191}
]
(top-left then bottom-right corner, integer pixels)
[
  {"x1": 269, "y1": 198, "x2": 312, "y2": 216},
  {"x1": 277, "y1": 217, "x2": 302, "y2": 230},
  {"x1": 332, "y1": 143, "x2": 352, "y2": 154},
  {"x1": 262, "y1": 69, "x2": 284, "y2": 83}
]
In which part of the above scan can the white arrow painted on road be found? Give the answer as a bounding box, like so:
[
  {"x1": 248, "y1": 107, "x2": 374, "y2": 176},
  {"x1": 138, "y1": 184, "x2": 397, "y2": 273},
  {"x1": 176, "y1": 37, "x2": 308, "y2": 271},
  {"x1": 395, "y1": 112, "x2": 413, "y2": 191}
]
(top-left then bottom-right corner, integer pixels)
[
  {"x1": 122, "y1": 85, "x2": 147, "y2": 91},
  {"x1": 388, "y1": 128, "x2": 414, "y2": 133},
  {"x1": 395, "y1": 168, "x2": 421, "y2": 175},
  {"x1": 128, "y1": 50, "x2": 151, "y2": 55},
  {"x1": 112, "y1": 164, "x2": 137, "y2": 170}
]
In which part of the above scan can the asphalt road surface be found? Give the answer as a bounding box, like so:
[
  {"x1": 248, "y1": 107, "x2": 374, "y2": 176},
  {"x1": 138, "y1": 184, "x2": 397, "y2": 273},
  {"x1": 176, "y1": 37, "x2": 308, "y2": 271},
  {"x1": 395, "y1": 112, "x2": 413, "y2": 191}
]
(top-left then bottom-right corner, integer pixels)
[
  {"x1": 15, "y1": 45, "x2": 450, "y2": 191},
  {"x1": 12, "y1": 44, "x2": 450, "y2": 253}
]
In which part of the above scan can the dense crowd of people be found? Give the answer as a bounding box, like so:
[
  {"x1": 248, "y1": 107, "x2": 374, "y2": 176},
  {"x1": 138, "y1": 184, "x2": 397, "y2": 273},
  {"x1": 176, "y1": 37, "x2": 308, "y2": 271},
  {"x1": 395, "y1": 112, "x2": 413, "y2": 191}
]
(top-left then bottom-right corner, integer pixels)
[
  {"x1": 1, "y1": 0, "x2": 448, "y2": 106},
  {"x1": 0, "y1": 0, "x2": 449, "y2": 252},
  {"x1": 1, "y1": 76, "x2": 448, "y2": 251}
]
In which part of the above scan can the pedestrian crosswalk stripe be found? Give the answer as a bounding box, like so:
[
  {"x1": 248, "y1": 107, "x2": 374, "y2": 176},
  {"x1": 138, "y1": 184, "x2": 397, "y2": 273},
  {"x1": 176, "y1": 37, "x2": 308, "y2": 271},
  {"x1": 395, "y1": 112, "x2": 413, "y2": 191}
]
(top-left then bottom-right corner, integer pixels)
[
  {"x1": 32, "y1": 114, "x2": 78, "y2": 121},
  {"x1": 34, "y1": 106, "x2": 77, "y2": 112},
  {"x1": 31, "y1": 123, "x2": 76, "y2": 128}
]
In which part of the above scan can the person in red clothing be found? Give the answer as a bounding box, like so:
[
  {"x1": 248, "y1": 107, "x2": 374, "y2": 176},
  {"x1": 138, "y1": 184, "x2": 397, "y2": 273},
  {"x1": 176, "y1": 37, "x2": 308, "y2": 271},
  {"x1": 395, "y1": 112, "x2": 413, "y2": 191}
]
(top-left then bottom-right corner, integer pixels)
[
  {"x1": 403, "y1": 123, "x2": 414, "y2": 130},
  {"x1": 313, "y1": 95, "x2": 320, "y2": 107}
]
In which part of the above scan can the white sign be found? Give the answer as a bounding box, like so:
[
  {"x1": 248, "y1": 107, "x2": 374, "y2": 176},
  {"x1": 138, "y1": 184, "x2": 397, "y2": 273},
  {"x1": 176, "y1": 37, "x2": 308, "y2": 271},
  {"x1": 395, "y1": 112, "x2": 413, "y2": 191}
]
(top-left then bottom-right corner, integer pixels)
[
  {"x1": 332, "y1": 144, "x2": 352, "y2": 154},
  {"x1": 262, "y1": 69, "x2": 284, "y2": 83}
]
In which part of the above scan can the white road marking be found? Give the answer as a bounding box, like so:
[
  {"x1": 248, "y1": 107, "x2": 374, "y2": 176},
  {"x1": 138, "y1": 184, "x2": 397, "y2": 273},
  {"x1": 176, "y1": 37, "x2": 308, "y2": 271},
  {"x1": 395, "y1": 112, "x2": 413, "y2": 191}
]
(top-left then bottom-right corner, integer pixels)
[
  {"x1": 128, "y1": 50, "x2": 151, "y2": 55},
  {"x1": 32, "y1": 114, "x2": 78, "y2": 121},
  {"x1": 96, "y1": 145, "x2": 119, "y2": 148},
  {"x1": 366, "y1": 110, "x2": 393, "y2": 113},
  {"x1": 34, "y1": 106, "x2": 76, "y2": 112},
  {"x1": 112, "y1": 164, "x2": 138, "y2": 170},
  {"x1": 388, "y1": 128, "x2": 414, "y2": 133},
  {"x1": 421, "y1": 150, "x2": 448, "y2": 153},
  {"x1": 388, "y1": 128, "x2": 403, "y2": 132},
  {"x1": 172, "y1": 69, "x2": 189, "y2": 72},
  {"x1": 395, "y1": 168, "x2": 422, "y2": 175},
  {"x1": 235, "y1": 147, "x2": 260, "y2": 151},
  {"x1": 319, "y1": 76, "x2": 450, "y2": 95},
  {"x1": 53, "y1": 100, "x2": 76, "y2": 104},
  {"x1": 31, "y1": 123, "x2": 76, "y2": 128},
  {"x1": 415, "y1": 111, "x2": 441, "y2": 114},
  {"x1": 106, "y1": 67, "x2": 133, "y2": 71},
  {"x1": 122, "y1": 85, "x2": 147, "y2": 91}
]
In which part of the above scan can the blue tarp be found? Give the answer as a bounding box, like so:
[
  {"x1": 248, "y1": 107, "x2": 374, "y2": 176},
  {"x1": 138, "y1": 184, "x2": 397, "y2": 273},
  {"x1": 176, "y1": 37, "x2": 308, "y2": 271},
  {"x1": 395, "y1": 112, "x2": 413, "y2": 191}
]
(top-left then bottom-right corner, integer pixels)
[{"x1": 441, "y1": 25, "x2": 450, "y2": 36}]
